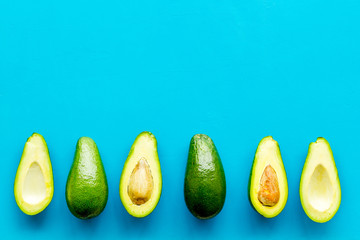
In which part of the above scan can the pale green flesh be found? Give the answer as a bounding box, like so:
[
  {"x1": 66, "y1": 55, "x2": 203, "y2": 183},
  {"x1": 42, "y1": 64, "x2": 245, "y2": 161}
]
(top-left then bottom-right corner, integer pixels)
[
  {"x1": 120, "y1": 132, "x2": 162, "y2": 218},
  {"x1": 300, "y1": 138, "x2": 341, "y2": 223},
  {"x1": 249, "y1": 136, "x2": 288, "y2": 218},
  {"x1": 14, "y1": 133, "x2": 54, "y2": 215}
]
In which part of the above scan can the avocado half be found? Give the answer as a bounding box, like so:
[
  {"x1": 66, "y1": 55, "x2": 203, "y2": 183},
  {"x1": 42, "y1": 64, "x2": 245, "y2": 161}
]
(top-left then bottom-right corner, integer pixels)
[
  {"x1": 14, "y1": 133, "x2": 54, "y2": 215},
  {"x1": 300, "y1": 138, "x2": 341, "y2": 223},
  {"x1": 248, "y1": 136, "x2": 288, "y2": 218},
  {"x1": 119, "y1": 132, "x2": 162, "y2": 218}
]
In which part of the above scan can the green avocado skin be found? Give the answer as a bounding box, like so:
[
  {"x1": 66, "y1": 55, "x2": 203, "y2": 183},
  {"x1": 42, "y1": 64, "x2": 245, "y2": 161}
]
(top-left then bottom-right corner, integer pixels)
[
  {"x1": 66, "y1": 137, "x2": 108, "y2": 219},
  {"x1": 184, "y1": 134, "x2": 226, "y2": 219},
  {"x1": 248, "y1": 160, "x2": 256, "y2": 212}
]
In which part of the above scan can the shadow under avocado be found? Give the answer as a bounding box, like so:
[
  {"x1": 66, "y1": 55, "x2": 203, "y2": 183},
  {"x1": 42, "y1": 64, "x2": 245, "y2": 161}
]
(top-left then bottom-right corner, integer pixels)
[
  {"x1": 67, "y1": 210, "x2": 101, "y2": 237},
  {"x1": 114, "y1": 196, "x2": 153, "y2": 235},
  {"x1": 181, "y1": 208, "x2": 218, "y2": 238},
  {"x1": 17, "y1": 207, "x2": 47, "y2": 228},
  {"x1": 297, "y1": 199, "x2": 330, "y2": 238},
  {"x1": 242, "y1": 204, "x2": 281, "y2": 237}
]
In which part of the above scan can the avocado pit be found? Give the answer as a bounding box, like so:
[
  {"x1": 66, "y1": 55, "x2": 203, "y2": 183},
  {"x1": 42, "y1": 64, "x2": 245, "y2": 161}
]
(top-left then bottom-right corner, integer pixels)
[
  {"x1": 128, "y1": 158, "x2": 154, "y2": 205},
  {"x1": 258, "y1": 165, "x2": 280, "y2": 207}
]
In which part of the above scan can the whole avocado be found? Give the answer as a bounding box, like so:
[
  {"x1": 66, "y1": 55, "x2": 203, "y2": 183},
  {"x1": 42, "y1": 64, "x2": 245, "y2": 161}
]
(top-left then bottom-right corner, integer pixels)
[
  {"x1": 66, "y1": 137, "x2": 108, "y2": 219},
  {"x1": 184, "y1": 134, "x2": 226, "y2": 219}
]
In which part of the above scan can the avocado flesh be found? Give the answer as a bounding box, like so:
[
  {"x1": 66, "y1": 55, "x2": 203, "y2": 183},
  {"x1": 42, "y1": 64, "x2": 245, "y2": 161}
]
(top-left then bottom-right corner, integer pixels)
[
  {"x1": 184, "y1": 134, "x2": 226, "y2": 219},
  {"x1": 300, "y1": 138, "x2": 341, "y2": 223},
  {"x1": 120, "y1": 132, "x2": 162, "y2": 218},
  {"x1": 14, "y1": 133, "x2": 54, "y2": 215},
  {"x1": 249, "y1": 136, "x2": 288, "y2": 218},
  {"x1": 66, "y1": 137, "x2": 108, "y2": 219}
]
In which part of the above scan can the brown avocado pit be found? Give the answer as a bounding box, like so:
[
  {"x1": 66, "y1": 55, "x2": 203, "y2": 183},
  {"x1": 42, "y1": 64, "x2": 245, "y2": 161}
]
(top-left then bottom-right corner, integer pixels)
[
  {"x1": 258, "y1": 165, "x2": 280, "y2": 207},
  {"x1": 127, "y1": 158, "x2": 154, "y2": 205}
]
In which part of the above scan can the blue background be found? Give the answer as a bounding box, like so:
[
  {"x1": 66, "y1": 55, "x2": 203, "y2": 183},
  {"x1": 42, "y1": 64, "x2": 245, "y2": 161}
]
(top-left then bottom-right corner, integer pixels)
[{"x1": 1, "y1": 0, "x2": 359, "y2": 239}]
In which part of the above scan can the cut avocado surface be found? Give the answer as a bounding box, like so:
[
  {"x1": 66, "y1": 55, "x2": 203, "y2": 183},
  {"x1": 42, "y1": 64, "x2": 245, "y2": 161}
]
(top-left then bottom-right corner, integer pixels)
[
  {"x1": 120, "y1": 132, "x2": 162, "y2": 218},
  {"x1": 14, "y1": 133, "x2": 54, "y2": 215},
  {"x1": 184, "y1": 134, "x2": 226, "y2": 219},
  {"x1": 249, "y1": 136, "x2": 288, "y2": 218},
  {"x1": 300, "y1": 138, "x2": 341, "y2": 223},
  {"x1": 66, "y1": 137, "x2": 108, "y2": 219}
]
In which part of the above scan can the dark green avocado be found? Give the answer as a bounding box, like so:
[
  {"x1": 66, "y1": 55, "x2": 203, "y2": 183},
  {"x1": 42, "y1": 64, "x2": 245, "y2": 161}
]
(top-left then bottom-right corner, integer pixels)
[
  {"x1": 66, "y1": 137, "x2": 108, "y2": 219},
  {"x1": 184, "y1": 134, "x2": 226, "y2": 219}
]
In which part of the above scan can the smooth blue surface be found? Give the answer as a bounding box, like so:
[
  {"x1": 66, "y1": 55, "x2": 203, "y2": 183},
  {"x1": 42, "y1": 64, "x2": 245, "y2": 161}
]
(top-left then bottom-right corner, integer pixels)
[{"x1": 1, "y1": 0, "x2": 360, "y2": 239}]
